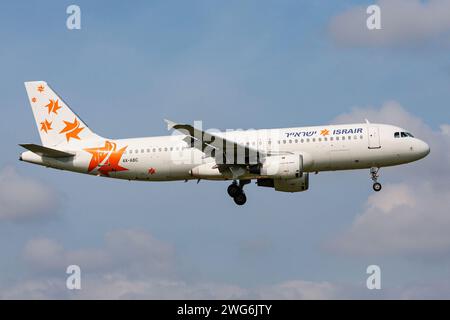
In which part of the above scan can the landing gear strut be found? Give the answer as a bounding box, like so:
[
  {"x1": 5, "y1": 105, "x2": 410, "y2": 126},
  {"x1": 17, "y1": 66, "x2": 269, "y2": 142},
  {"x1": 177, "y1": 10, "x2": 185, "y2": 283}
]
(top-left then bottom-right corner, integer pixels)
[
  {"x1": 370, "y1": 167, "x2": 382, "y2": 192},
  {"x1": 227, "y1": 180, "x2": 250, "y2": 205}
]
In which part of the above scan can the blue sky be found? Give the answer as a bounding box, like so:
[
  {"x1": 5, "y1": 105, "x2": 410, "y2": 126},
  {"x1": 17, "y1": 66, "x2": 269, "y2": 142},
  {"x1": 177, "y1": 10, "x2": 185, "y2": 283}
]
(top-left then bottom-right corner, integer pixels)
[{"x1": 0, "y1": 0, "x2": 449, "y2": 298}]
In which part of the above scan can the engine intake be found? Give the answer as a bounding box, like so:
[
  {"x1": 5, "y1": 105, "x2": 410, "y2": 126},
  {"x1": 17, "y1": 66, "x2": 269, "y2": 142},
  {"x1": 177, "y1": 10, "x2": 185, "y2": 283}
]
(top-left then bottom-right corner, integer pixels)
[{"x1": 260, "y1": 154, "x2": 307, "y2": 179}]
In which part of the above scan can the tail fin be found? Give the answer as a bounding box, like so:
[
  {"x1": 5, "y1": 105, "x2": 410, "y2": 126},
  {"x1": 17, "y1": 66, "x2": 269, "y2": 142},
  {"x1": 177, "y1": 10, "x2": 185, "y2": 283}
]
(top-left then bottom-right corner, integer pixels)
[{"x1": 24, "y1": 81, "x2": 102, "y2": 147}]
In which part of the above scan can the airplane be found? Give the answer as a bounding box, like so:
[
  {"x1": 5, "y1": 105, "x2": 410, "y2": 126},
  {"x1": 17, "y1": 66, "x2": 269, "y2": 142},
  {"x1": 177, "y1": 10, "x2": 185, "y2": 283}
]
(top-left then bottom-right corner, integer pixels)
[{"x1": 20, "y1": 81, "x2": 430, "y2": 206}]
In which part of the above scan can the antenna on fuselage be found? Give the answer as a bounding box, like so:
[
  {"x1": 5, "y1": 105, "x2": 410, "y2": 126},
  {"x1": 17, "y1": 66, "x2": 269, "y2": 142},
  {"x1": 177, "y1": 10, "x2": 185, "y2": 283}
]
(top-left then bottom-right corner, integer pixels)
[{"x1": 365, "y1": 119, "x2": 370, "y2": 124}]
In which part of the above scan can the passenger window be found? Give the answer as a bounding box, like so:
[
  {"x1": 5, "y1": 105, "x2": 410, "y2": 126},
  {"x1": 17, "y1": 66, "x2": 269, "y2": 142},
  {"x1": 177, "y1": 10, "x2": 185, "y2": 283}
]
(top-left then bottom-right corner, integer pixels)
[
  {"x1": 324, "y1": 137, "x2": 327, "y2": 141},
  {"x1": 342, "y1": 136, "x2": 345, "y2": 140},
  {"x1": 158, "y1": 148, "x2": 162, "y2": 152},
  {"x1": 336, "y1": 137, "x2": 339, "y2": 140},
  {"x1": 295, "y1": 139, "x2": 298, "y2": 143},
  {"x1": 318, "y1": 138, "x2": 322, "y2": 142},
  {"x1": 283, "y1": 140, "x2": 286, "y2": 144},
  {"x1": 360, "y1": 135, "x2": 363, "y2": 139},
  {"x1": 129, "y1": 150, "x2": 133, "y2": 154},
  {"x1": 306, "y1": 138, "x2": 310, "y2": 143},
  {"x1": 330, "y1": 137, "x2": 333, "y2": 141},
  {"x1": 153, "y1": 148, "x2": 156, "y2": 152},
  {"x1": 289, "y1": 140, "x2": 292, "y2": 144},
  {"x1": 312, "y1": 138, "x2": 316, "y2": 142},
  {"x1": 301, "y1": 139, "x2": 304, "y2": 143}
]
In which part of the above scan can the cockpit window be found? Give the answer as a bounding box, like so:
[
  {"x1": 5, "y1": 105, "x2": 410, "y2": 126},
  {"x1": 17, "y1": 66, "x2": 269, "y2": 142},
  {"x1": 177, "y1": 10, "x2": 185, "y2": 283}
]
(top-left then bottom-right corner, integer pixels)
[{"x1": 395, "y1": 131, "x2": 414, "y2": 138}]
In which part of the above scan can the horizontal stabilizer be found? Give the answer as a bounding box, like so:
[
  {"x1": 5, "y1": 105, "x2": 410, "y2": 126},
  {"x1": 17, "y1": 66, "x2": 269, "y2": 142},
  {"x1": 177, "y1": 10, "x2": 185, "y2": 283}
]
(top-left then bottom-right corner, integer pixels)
[{"x1": 19, "y1": 144, "x2": 75, "y2": 158}]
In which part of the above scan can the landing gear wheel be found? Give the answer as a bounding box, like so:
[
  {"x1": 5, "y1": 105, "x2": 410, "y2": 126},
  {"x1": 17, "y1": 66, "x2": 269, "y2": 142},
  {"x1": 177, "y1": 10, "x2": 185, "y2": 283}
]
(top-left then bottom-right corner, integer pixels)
[
  {"x1": 233, "y1": 192, "x2": 247, "y2": 206},
  {"x1": 227, "y1": 183, "x2": 241, "y2": 198},
  {"x1": 370, "y1": 167, "x2": 382, "y2": 192},
  {"x1": 373, "y1": 182, "x2": 382, "y2": 192}
]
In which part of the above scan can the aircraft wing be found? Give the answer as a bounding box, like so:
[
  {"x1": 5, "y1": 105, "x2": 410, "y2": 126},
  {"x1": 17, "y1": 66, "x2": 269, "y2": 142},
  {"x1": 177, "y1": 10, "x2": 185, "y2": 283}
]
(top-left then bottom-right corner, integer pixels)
[{"x1": 165, "y1": 119, "x2": 264, "y2": 166}]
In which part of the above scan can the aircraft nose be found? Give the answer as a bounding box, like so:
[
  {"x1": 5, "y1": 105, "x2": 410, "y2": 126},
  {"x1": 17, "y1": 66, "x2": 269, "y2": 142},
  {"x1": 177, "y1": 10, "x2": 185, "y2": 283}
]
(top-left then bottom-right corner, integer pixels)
[{"x1": 416, "y1": 140, "x2": 430, "y2": 159}]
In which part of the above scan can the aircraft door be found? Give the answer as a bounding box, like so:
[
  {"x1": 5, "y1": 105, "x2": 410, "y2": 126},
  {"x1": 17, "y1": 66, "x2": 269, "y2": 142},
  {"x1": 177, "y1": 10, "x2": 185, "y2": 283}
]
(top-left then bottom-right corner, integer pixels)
[{"x1": 368, "y1": 126, "x2": 381, "y2": 149}]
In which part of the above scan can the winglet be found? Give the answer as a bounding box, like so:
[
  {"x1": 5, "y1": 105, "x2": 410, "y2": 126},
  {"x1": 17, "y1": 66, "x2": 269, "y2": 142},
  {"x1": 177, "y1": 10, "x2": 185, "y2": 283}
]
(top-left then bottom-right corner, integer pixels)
[{"x1": 164, "y1": 119, "x2": 177, "y2": 130}]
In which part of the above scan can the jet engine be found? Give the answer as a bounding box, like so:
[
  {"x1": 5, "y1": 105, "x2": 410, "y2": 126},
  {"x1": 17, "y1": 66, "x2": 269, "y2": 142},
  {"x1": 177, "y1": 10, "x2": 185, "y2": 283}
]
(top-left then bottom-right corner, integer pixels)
[
  {"x1": 257, "y1": 173, "x2": 309, "y2": 192},
  {"x1": 250, "y1": 153, "x2": 312, "y2": 179}
]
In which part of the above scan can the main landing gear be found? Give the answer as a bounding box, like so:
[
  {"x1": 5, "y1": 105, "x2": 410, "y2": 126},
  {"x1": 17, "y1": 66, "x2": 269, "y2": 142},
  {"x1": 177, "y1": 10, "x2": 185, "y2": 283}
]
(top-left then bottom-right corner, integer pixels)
[
  {"x1": 227, "y1": 180, "x2": 250, "y2": 205},
  {"x1": 370, "y1": 167, "x2": 382, "y2": 192}
]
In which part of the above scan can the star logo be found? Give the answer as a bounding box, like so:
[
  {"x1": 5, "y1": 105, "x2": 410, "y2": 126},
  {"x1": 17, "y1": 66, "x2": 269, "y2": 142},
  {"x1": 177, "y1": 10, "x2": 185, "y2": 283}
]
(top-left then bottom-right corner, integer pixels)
[
  {"x1": 98, "y1": 146, "x2": 128, "y2": 176},
  {"x1": 37, "y1": 85, "x2": 45, "y2": 93},
  {"x1": 40, "y1": 119, "x2": 53, "y2": 133},
  {"x1": 31, "y1": 97, "x2": 37, "y2": 103},
  {"x1": 148, "y1": 168, "x2": 156, "y2": 175},
  {"x1": 320, "y1": 129, "x2": 330, "y2": 136},
  {"x1": 60, "y1": 118, "x2": 84, "y2": 142},
  {"x1": 84, "y1": 141, "x2": 128, "y2": 176},
  {"x1": 45, "y1": 99, "x2": 62, "y2": 115},
  {"x1": 84, "y1": 141, "x2": 117, "y2": 172}
]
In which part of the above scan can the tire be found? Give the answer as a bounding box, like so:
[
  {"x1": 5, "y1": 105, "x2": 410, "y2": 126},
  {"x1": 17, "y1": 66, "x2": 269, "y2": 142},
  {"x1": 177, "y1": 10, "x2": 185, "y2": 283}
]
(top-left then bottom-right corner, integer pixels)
[
  {"x1": 373, "y1": 182, "x2": 382, "y2": 192},
  {"x1": 227, "y1": 184, "x2": 241, "y2": 198},
  {"x1": 233, "y1": 192, "x2": 247, "y2": 206}
]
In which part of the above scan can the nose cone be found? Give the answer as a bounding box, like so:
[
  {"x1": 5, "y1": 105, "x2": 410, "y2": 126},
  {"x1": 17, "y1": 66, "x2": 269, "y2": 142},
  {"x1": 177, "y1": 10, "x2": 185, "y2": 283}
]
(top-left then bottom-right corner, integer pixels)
[{"x1": 415, "y1": 140, "x2": 430, "y2": 159}]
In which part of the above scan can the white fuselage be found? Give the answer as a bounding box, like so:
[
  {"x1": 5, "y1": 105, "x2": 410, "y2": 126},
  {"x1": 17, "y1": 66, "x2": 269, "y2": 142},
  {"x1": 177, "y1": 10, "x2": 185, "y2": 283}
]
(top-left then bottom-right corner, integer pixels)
[{"x1": 21, "y1": 123, "x2": 430, "y2": 182}]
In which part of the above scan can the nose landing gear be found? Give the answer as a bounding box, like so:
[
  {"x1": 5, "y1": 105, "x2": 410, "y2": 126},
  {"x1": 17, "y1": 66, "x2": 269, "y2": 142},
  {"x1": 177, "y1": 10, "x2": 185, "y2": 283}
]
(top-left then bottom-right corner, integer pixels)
[
  {"x1": 227, "y1": 180, "x2": 250, "y2": 205},
  {"x1": 370, "y1": 167, "x2": 382, "y2": 192}
]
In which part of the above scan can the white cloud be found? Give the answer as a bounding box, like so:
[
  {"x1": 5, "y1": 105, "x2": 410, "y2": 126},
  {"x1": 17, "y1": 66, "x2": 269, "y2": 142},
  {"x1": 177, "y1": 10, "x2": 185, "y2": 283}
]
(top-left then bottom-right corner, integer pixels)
[
  {"x1": 255, "y1": 280, "x2": 340, "y2": 300},
  {"x1": 3, "y1": 228, "x2": 345, "y2": 299},
  {"x1": 329, "y1": 102, "x2": 450, "y2": 257},
  {"x1": 329, "y1": 0, "x2": 450, "y2": 47},
  {"x1": 441, "y1": 124, "x2": 450, "y2": 136},
  {"x1": 5, "y1": 226, "x2": 450, "y2": 299},
  {"x1": 23, "y1": 238, "x2": 66, "y2": 271},
  {"x1": 75, "y1": 276, "x2": 248, "y2": 300},
  {"x1": 22, "y1": 229, "x2": 175, "y2": 276},
  {"x1": 0, "y1": 167, "x2": 59, "y2": 222},
  {"x1": 1, "y1": 278, "x2": 67, "y2": 300},
  {"x1": 0, "y1": 273, "x2": 342, "y2": 300},
  {"x1": 75, "y1": 278, "x2": 345, "y2": 300},
  {"x1": 330, "y1": 183, "x2": 450, "y2": 256}
]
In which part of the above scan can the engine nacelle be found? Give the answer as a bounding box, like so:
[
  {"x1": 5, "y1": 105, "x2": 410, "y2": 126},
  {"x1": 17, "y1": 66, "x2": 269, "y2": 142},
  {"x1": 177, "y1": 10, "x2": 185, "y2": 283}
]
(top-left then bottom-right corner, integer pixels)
[
  {"x1": 190, "y1": 163, "x2": 223, "y2": 179},
  {"x1": 260, "y1": 153, "x2": 312, "y2": 179},
  {"x1": 257, "y1": 173, "x2": 309, "y2": 193}
]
